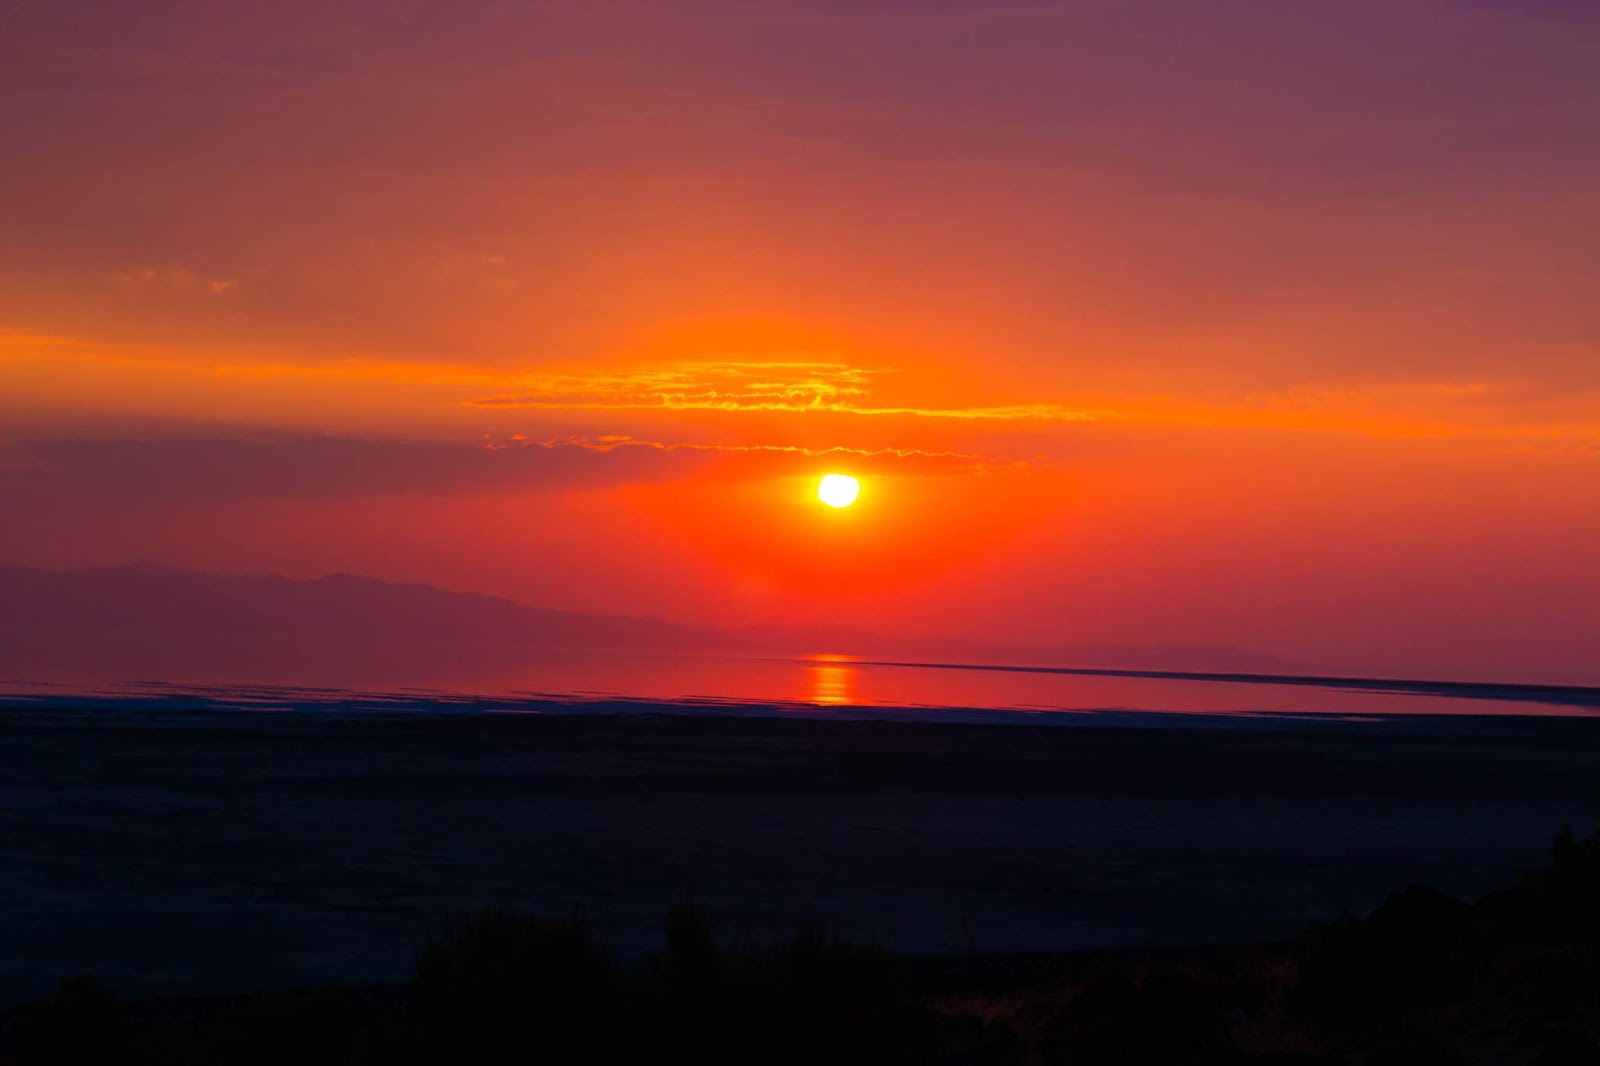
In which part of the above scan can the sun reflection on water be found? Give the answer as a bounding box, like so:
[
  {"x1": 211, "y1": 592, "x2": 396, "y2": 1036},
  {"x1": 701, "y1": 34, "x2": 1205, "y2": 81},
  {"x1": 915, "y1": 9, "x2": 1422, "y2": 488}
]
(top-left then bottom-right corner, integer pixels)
[{"x1": 806, "y1": 655, "x2": 857, "y2": 706}]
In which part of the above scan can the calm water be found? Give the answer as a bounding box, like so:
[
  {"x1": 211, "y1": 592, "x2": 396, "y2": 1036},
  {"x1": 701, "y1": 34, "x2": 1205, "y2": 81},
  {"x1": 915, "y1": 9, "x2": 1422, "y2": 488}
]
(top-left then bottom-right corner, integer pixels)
[
  {"x1": 4, "y1": 648, "x2": 1596, "y2": 719},
  {"x1": 2, "y1": 655, "x2": 1598, "y2": 1002}
]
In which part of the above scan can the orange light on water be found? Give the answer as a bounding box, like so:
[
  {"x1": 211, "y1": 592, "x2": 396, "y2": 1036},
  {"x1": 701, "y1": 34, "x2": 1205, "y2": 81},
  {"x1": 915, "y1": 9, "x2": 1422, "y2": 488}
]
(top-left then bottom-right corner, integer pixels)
[{"x1": 806, "y1": 655, "x2": 856, "y2": 705}]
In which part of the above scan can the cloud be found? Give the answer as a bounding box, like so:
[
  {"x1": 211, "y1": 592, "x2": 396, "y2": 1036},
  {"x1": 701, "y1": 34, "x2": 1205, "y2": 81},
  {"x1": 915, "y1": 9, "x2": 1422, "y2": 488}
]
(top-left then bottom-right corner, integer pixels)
[
  {"x1": 496, "y1": 433, "x2": 1025, "y2": 472},
  {"x1": 115, "y1": 268, "x2": 240, "y2": 294},
  {"x1": 6, "y1": 333, "x2": 1595, "y2": 451},
  {"x1": 430, "y1": 253, "x2": 517, "y2": 291},
  {"x1": 0, "y1": 431, "x2": 1021, "y2": 509},
  {"x1": 1131, "y1": 381, "x2": 1600, "y2": 448},
  {"x1": 466, "y1": 360, "x2": 1104, "y2": 422},
  {"x1": 0, "y1": 327, "x2": 78, "y2": 351},
  {"x1": 2, "y1": 435, "x2": 683, "y2": 505},
  {"x1": 462, "y1": 360, "x2": 1600, "y2": 445}
]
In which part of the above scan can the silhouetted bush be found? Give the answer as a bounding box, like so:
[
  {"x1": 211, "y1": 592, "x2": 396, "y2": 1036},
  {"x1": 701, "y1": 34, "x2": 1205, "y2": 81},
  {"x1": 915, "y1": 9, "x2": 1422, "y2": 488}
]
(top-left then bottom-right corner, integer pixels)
[
  {"x1": 1284, "y1": 827, "x2": 1600, "y2": 1060},
  {"x1": 407, "y1": 911, "x2": 623, "y2": 1065},
  {"x1": 641, "y1": 912, "x2": 945, "y2": 1066},
  {"x1": 200, "y1": 987, "x2": 383, "y2": 1066},
  {"x1": 1292, "y1": 884, "x2": 1474, "y2": 1041},
  {"x1": 7, "y1": 830, "x2": 1600, "y2": 1066},
  {"x1": 663, "y1": 897, "x2": 721, "y2": 984},
  {"x1": 715, "y1": 924, "x2": 935, "y2": 1065},
  {"x1": 1493, "y1": 946, "x2": 1596, "y2": 1016},
  {"x1": 1525, "y1": 826, "x2": 1600, "y2": 944},
  {"x1": 395, "y1": 906, "x2": 945, "y2": 1065},
  {"x1": 4, "y1": 974, "x2": 130, "y2": 1065},
  {"x1": 1038, "y1": 968, "x2": 1240, "y2": 1066},
  {"x1": 1530, "y1": 1028, "x2": 1600, "y2": 1066}
]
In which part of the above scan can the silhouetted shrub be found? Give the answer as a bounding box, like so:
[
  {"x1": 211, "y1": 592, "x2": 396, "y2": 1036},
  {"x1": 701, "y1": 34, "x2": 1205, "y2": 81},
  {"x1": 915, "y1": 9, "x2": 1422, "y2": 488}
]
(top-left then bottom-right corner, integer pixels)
[
  {"x1": 1524, "y1": 827, "x2": 1600, "y2": 944},
  {"x1": 714, "y1": 924, "x2": 937, "y2": 1066},
  {"x1": 5, "y1": 974, "x2": 131, "y2": 1065},
  {"x1": 1038, "y1": 968, "x2": 1239, "y2": 1066},
  {"x1": 385, "y1": 905, "x2": 950, "y2": 1065},
  {"x1": 1292, "y1": 884, "x2": 1474, "y2": 1041},
  {"x1": 407, "y1": 911, "x2": 622, "y2": 1065},
  {"x1": 1531, "y1": 1029, "x2": 1600, "y2": 1066},
  {"x1": 196, "y1": 987, "x2": 381, "y2": 1066},
  {"x1": 663, "y1": 897, "x2": 721, "y2": 984},
  {"x1": 10, "y1": 828, "x2": 1600, "y2": 1066},
  {"x1": 1493, "y1": 946, "x2": 1596, "y2": 1016}
]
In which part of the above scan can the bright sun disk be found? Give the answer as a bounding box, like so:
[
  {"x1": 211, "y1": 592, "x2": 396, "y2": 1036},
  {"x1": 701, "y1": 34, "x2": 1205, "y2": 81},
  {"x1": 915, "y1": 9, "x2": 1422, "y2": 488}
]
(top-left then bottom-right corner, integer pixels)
[{"x1": 817, "y1": 473, "x2": 860, "y2": 508}]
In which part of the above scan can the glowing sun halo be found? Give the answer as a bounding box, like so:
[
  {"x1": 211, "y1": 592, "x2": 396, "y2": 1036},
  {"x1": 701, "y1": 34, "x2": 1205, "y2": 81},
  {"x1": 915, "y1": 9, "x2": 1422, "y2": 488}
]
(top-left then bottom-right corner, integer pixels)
[{"x1": 817, "y1": 473, "x2": 860, "y2": 508}]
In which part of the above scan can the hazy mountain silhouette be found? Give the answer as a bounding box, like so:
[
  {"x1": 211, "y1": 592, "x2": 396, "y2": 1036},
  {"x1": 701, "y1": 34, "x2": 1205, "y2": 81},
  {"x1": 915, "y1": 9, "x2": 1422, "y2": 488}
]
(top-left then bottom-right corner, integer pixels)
[{"x1": 0, "y1": 561, "x2": 1305, "y2": 686}]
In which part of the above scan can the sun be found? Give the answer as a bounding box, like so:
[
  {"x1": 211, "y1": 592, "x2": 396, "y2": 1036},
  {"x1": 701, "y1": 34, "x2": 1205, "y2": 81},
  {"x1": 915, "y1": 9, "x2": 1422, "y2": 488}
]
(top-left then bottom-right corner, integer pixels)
[{"x1": 817, "y1": 473, "x2": 860, "y2": 508}]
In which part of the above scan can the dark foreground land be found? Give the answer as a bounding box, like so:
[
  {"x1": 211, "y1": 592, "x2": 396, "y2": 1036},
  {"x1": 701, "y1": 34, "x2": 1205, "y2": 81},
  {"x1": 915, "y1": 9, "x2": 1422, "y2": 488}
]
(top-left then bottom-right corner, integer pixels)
[
  {"x1": 4, "y1": 708, "x2": 1600, "y2": 999},
  {"x1": 2, "y1": 707, "x2": 1600, "y2": 1062},
  {"x1": 6, "y1": 829, "x2": 1600, "y2": 1064}
]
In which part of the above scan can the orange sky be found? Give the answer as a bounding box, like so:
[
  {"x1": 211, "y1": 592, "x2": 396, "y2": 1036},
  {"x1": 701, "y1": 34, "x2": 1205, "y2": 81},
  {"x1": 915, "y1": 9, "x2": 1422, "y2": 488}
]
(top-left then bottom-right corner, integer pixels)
[{"x1": 3, "y1": 1, "x2": 1598, "y2": 682}]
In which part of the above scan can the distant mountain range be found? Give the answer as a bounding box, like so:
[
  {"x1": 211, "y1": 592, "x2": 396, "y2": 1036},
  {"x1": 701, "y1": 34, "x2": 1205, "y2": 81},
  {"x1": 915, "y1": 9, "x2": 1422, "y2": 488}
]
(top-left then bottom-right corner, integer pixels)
[{"x1": 0, "y1": 561, "x2": 1306, "y2": 686}]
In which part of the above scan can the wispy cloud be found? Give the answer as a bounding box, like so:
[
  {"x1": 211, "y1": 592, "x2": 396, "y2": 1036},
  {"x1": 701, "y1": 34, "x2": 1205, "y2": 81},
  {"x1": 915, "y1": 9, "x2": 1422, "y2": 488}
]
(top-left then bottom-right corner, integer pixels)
[
  {"x1": 481, "y1": 361, "x2": 881, "y2": 408},
  {"x1": 0, "y1": 430, "x2": 1021, "y2": 509},
  {"x1": 487, "y1": 433, "x2": 1025, "y2": 472},
  {"x1": 430, "y1": 253, "x2": 518, "y2": 291},
  {"x1": 115, "y1": 268, "x2": 240, "y2": 294},
  {"x1": 466, "y1": 360, "x2": 1104, "y2": 422},
  {"x1": 5, "y1": 332, "x2": 1596, "y2": 453},
  {"x1": 1130, "y1": 381, "x2": 1600, "y2": 447}
]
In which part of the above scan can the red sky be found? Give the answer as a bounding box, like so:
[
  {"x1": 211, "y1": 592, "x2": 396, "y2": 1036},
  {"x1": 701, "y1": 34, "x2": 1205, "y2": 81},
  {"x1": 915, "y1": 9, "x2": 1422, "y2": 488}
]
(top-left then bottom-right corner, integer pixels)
[{"x1": 3, "y1": 1, "x2": 1598, "y2": 682}]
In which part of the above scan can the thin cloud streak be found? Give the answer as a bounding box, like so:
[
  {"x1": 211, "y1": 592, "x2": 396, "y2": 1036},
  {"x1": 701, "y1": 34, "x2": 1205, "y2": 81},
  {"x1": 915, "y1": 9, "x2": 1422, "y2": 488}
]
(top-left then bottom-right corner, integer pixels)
[
  {"x1": 467, "y1": 394, "x2": 1104, "y2": 422},
  {"x1": 0, "y1": 431, "x2": 1022, "y2": 509},
  {"x1": 114, "y1": 268, "x2": 240, "y2": 294},
  {"x1": 466, "y1": 359, "x2": 1105, "y2": 421},
  {"x1": 465, "y1": 361, "x2": 1600, "y2": 446},
  {"x1": 497, "y1": 433, "x2": 1027, "y2": 471},
  {"x1": 5, "y1": 333, "x2": 1596, "y2": 451}
]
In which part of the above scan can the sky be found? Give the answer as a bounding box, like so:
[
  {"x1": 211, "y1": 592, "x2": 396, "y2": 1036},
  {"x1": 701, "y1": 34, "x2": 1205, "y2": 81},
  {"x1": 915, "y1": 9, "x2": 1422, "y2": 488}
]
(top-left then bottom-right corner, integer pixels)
[{"x1": 3, "y1": 0, "x2": 1598, "y2": 682}]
